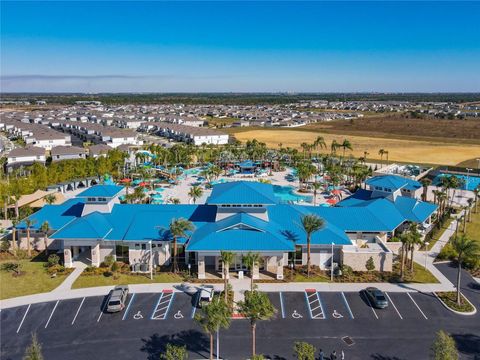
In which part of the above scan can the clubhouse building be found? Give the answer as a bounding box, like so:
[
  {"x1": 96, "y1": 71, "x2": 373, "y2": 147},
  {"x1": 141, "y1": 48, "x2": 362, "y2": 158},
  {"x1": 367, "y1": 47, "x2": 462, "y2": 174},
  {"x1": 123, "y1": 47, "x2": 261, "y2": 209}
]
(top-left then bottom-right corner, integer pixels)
[{"x1": 18, "y1": 176, "x2": 437, "y2": 279}]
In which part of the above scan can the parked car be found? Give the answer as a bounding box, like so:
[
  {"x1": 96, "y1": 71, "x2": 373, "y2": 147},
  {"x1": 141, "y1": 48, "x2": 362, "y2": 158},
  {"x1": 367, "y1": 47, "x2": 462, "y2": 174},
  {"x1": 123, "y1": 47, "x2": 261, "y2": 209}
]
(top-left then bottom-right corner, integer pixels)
[
  {"x1": 364, "y1": 287, "x2": 388, "y2": 309},
  {"x1": 106, "y1": 285, "x2": 129, "y2": 313},
  {"x1": 198, "y1": 285, "x2": 214, "y2": 308},
  {"x1": 179, "y1": 282, "x2": 198, "y2": 296}
]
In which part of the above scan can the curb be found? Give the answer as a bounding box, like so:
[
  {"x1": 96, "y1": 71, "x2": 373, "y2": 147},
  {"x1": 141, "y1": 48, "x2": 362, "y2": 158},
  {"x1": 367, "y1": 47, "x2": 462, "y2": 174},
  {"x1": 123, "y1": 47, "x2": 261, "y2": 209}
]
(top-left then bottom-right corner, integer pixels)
[{"x1": 433, "y1": 292, "x2": 477, "y2": 316}]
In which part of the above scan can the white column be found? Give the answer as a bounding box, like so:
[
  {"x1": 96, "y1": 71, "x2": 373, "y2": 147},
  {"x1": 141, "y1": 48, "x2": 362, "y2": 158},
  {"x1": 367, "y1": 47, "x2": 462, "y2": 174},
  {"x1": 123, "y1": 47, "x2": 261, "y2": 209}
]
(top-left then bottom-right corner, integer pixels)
[
  {"x1": 64, "y1": 247, "x2": 73, "y2": 268},
  {"x1": 91, "y1": 244, "x2": 100, "y2": 267},
  {"x1": 198, "y1": 255, "x2": 206, "y2": 279}
]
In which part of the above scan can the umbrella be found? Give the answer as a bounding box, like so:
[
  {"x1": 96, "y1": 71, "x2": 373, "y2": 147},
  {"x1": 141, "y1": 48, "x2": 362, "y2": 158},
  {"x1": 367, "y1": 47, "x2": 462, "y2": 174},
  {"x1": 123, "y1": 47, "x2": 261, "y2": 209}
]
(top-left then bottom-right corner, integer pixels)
[
  {"x1": 326, "y1": 198, "x2": 338, "y2": 205},
  {"x1": 331, "y1": 189, "x2": 342, "y2": 195},
  {"x1": 119, "y1": 178, "x2": 132, "y2": 183},
  {"x1": 139, "y1": 182, "x2": 149, "y2": 187}
]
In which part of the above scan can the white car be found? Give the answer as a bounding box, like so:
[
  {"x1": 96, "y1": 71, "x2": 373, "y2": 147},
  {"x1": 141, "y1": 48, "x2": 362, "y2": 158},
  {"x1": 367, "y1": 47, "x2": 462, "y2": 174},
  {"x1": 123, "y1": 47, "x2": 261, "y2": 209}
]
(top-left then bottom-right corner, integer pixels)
[{"x1": 198, "y1": 285, "x2": 214, "y2": 308}]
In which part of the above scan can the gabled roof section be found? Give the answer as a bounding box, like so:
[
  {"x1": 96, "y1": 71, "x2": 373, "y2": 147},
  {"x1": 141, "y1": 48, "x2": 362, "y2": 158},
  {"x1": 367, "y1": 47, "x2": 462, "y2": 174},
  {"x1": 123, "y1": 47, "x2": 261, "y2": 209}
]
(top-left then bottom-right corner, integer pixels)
[
  {"x1": 366, "y1": 175, "x2": 421, "y2": 191},
  {"x1": 77, "y1": 185, "x2": 123, "y2": 198},
  {"x1": 51, "y1": 212, "x2": 112, "y2": 239},
  {"x1": 207, "y1": 181, "x2": 278, "y2": 205},
  {"x1": 394, "y1": 196, "x2": 438, "y2": 223}
]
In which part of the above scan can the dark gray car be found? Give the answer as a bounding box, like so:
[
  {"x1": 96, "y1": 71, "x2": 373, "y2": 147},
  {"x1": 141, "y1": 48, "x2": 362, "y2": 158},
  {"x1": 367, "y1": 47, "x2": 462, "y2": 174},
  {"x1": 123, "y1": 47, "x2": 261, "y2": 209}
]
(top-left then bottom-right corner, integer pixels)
[
  {"x1": 364, "y1": 287, "x2": 388, "y2": 309},
  {"x1": 106, "y1": 285, "x2": 129, "y2": 313}
]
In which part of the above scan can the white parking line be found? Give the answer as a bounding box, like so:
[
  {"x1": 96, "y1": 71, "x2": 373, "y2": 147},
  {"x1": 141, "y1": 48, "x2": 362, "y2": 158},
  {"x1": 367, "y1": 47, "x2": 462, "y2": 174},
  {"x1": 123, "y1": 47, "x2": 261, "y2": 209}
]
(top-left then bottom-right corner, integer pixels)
[
  {"x1": 363, "y1": 294, "x2": 379, "y2": 319},
  {"x1": 279, "y1": 292, "x2": 285, "y2": 319},
  {"x1": 407, "y1": 293, "x2": 428, "y2": 320},
  {"x1": 191, "y1": 294, "x2": 199, "y2": 319},
  {"x1": 71, "y1": 297, "x2": 85, "y2": 325},
  {"x1": 385, "y1": 293, "x2": 403, "y2": 320},
  {"x1": 341, "y1": 292, "x2": 354, "y2": 319},
  {"x1": 122, "y1": 293, "x2": 136, "y2": 320},
  {"x1": 16, "y1": 304, "x2": 31, "y2": 334},
  {"x1": 44, "y1": 301, "x2": 60, "y2": 328},
  {"x1": 97, "y1": 300, "x2": 107, "y2": 322}
]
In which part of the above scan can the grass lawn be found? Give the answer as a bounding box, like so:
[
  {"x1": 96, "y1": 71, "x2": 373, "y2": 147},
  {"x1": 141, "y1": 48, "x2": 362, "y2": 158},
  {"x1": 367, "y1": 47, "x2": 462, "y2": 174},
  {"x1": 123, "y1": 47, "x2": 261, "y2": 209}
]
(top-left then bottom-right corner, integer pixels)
[
  {"x1": 436, "y1": 291, "x2": 475, "y2": 313},
  {"x1": 464, "y1": 210, "x2": 480, "y2": 240},
  {"x1": 72, "y1": 271, "x2": 183, "y2": 289},
  {"x1": 400, "y1": 262, "x2": 439, "y2": 284},
  {"x1": 0, "y1": 260, "x2": 71, "y2": 300}
]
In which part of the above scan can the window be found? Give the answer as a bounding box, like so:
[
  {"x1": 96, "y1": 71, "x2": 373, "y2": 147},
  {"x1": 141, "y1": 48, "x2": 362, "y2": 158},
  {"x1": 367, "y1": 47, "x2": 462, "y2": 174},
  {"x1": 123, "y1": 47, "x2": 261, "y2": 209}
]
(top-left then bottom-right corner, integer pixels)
[
  {"x1": 135, "y1": 243, "x2": 141, "y2": 250},
  {"x1": 141, "y1": 244, "x2": 146, "y2": 250}
]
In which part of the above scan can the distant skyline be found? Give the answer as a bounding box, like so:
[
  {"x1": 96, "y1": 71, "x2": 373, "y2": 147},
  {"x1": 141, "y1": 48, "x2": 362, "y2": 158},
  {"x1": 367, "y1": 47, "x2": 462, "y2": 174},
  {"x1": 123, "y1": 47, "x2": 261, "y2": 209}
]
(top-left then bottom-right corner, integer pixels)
[{"x1": 1, "y1": 1, "x2": 479, "y2": 93}]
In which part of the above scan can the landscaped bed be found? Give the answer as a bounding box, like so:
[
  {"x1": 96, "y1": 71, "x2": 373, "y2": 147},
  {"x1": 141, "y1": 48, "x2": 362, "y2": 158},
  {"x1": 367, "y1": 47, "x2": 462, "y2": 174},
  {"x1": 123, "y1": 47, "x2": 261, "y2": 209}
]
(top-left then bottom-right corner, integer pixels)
[
  {"x1": 0, "y1": 257, "x2": 73, "y2": 300},
  {"x1": 436, "y1": 291, "x2": 475, "y2": 313}
]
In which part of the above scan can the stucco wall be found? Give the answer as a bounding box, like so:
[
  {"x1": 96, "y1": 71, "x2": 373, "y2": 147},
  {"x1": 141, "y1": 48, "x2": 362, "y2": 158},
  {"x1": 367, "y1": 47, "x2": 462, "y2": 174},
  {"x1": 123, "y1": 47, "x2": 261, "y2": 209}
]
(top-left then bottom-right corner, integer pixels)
[{"x1": 341, "y1": 250, "x2": 392, "y2": 272}]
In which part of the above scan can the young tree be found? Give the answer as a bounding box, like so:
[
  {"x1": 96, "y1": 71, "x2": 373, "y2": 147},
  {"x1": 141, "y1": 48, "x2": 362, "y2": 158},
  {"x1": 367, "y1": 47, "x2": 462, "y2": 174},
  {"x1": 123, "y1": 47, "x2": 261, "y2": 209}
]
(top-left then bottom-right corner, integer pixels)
[
  {"x1": 450, "y1": 235, "x2": 480, "y2": 305},
  {"x1": 300, "y1": 214, "x2": 325, "y2": 277},
  {"x1": 243, "y1": 252, "x2": 261, "y2": 291},
  {"x1": 365, "y1": 256, "x2": 375, "y2": 271},
  {"x1": 293, "y1": 341, "x2": 317, "y2": 360},
  {"x1": 160, "y1": 343, "x2": 188, "y2": 360},
  {"x1": 11, "y1": 218, "x2": 19, "y2": 254},
  {"x1": 169, "y1": 218, "x2": 195, "y2": 273},
  {"x1": 431, "y1": 330, "x2": 458, "y2": 360},
  {"x1": 220, "y1": 251, "x2": 235, "y2": 302},
  {"x1": 23, "y1": 333, "x2": 43, "y2": 360},
  {"x1": 24, "y1": 218, "x2": 36, "y2": 258},
  {"x1": 237, "y1": 290, "x2": 276, "y2": 357},
  {"x1": 43, "y1": 194, "x2": 56, "y2": 205},
  {"x1": 194, "y1": 296, "x2": 231, "y2": 360}
]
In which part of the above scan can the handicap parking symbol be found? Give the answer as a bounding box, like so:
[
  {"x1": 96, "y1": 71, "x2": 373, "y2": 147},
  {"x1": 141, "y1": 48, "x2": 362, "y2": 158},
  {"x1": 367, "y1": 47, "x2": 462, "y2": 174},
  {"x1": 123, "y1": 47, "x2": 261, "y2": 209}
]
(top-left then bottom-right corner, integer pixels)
[
  {"x1": 332, "y1": 310, "x2": 343, "y2": 319},
  {"x1": 174, "y1": 310, "x2": 184, "y2": 319},
  {"x1": 133, "y1": 311, "x2": 143, "y2": 320},
  {"x1": 292, "y1": 310, "x2": 303, "y2": 319}
]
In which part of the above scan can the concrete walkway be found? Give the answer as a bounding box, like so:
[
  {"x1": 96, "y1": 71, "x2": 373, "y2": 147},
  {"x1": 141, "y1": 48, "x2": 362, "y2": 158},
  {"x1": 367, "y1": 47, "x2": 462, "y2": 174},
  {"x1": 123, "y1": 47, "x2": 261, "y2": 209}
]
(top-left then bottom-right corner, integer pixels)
[{"x1": 51, "y1": 261, "x2": 87, "y2": 293}]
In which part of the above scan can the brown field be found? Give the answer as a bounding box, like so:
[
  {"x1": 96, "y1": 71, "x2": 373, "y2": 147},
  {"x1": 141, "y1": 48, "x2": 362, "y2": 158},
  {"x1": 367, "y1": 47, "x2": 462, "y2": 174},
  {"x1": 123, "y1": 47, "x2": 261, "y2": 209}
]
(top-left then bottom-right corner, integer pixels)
[{"x1": 233, "y1": 129, "x2": 480, "y2": 166}]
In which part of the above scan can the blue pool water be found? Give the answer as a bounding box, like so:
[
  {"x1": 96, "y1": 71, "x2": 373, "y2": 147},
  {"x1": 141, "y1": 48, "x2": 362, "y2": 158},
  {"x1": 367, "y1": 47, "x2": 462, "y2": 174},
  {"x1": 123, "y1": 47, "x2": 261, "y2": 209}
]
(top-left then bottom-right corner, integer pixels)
[
  {"x1": 273, "y1": 185, "x2": 312, "y2": 203},
  {"x1": 433, "y1": 173, "x2": 480, "y2": 191}
]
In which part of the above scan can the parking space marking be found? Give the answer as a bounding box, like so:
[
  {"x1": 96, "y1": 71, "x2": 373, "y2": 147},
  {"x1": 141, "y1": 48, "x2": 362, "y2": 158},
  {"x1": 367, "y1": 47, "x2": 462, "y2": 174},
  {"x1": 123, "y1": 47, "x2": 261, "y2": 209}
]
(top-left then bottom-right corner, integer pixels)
[
  {"x1": 97, "y1": 300, "x2": 107, "y2": 323},
  {"x1": 341, "y1": 292, "x2": 354, "y2": 319},
  {"x1": 363, "y1": 294, "x2": 379, "y2": 319},
  {"x1": 45, "y1": 300, "x2": 59, "y2": 328},
  {"x1": 151, "y1": 290, "x2": 174, "y2": 320},
  {"x1": 16, "y1": 304, "x2": 31, "y2": 334},
  {"x1": 385, "y1": 293, "x2": 403, "y2": 320},
  {"x1": 122, "y1": 293, "x2": 136, "y2": 321},
  {"x1": 305, "y1": 290, "x2": 325, "y2": 319},
  {"x1": 279, "y1": 292, "x2": 285, "y2": 319},
  {"x1": 191, "y1": 294, "x2": 199, "y2": 319},
  {"x1": 71, "y1": 297, "x2": 85, "y2": 325},
  {"x1": 151, "y1": 293, "x2": 164, "y2": 320},
  {"x1": 407, "y1": 293, "x2": 428, "y2": 320}
]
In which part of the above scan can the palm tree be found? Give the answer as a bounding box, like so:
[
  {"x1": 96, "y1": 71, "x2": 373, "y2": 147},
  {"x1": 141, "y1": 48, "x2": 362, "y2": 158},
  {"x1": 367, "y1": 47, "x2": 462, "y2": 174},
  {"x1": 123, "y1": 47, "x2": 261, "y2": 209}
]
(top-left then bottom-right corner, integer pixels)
[
  {"x1": 378, "y1": 149, "x2": 385, "y2": 164},
  {"x1": 408, "y1": 224, "x2": 422, "y2": 272},
  {"x1": 243, "y1": 252, "x2": 261, "y2": 291},
  {"x1": 237, "y1": 290, "x2": 276, "y2": 357},
  {"x1": 220, "y1": 251, "x2": 235, "y2": 302},
  {"x1": 300, "y1": 214, "x2": 325, "y2": 277},
  {"x1": 421, "y1": 178, "x2": 431, "y2": 202},
  {"x1": 194, "y1": 296, "x2": 232, "y2": 360},
  {"x1": 11, "y1": 218, "x2": 18, "y2": 254},
  {"x1": 169, "y1": 218, "x2": 195, "y2": 273},
  {"x1": 467, "y1": 198, "x2": 473, "y2": 222},
  {"x1": 340, "y1": 139, "x2": 353, "y2": 159},
  {"x1": 363, "y1": 151, "x2": 369, "y2": 164},
  {"x1": 24, "y1": 218, "x2": 36, "y2": 257},
  {"x1": 44, "y1": 194, "x2": 56, "y2": 205},
  {"x1": 398, "y1": 232, "x2": 409, "y2": 281},
  {"x1": 330, "y1": 140, "x2": 339, "y2": 155},
  {"x1": 40, "y1": 221, "x2": 50, "y2": 254},
  {"x1": 188, "y1": 186, "x2": 203, "y2": 204},
  {"x1": 312, "y1": 182, "x2": 321, "y2": 206},
  {"x1": 450, "y1": 235, "x2": 480, "y2": 305}
]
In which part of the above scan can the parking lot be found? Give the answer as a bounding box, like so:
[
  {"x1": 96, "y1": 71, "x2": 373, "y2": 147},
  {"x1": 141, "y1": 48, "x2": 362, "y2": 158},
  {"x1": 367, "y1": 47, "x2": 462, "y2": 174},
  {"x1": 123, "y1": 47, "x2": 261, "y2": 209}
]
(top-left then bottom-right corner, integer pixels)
[{"x1": 1, "y1": 289, "x2": 479, "y2": 359}]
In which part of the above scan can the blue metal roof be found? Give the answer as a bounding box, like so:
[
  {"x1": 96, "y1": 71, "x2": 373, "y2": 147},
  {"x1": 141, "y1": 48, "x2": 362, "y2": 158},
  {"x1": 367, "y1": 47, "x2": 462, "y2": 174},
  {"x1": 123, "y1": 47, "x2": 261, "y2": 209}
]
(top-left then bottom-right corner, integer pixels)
[
  {"x1": 366, "y1": 175, "x2": 421, "y2": 191},
  {"x1": 394, "y1": 196, "x2": 438, "y2": 223},
  {"x1": 207, "y1": 181, "x2": 278, "y2": 205},
  {"x1": 52, "y1": 212, "x2": 113, "y2": 239},
  {"x1": 77, "y1": 185, "x2": 124, "y2": 198}
]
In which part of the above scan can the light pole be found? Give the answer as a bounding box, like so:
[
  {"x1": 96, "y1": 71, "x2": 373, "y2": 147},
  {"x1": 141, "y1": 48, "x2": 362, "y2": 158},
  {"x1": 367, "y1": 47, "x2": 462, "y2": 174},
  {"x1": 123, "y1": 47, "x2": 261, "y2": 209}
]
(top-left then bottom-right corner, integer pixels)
[
  {"x1": 149, "y1": 240, "x2": 153, "y2": 280},
  {"x1": 331, "y1": 242, "x2": 334, "y2": 282},
  {"x1": 188, "y1": 263, "x2": 191, "y2": 277},
  {"x1": 216, "y1": 329, "x2": 219, "y2": 360},
  {"x1": 424, "y1": 242, "x2": 429, "y2": 269},
  {"x1": 476, "y1": 158, "x2": 480, "y2": 174}
]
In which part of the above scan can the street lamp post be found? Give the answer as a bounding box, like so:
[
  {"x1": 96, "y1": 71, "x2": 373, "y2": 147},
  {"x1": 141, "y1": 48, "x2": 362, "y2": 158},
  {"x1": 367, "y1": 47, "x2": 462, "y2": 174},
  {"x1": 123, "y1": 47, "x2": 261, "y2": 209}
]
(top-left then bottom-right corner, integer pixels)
[
  {"x1": 424, "y1": 242, "x2": 429, "y2": 269},
  {"x1": 331, "y1": 242, "x2": 334, "y2": 282}
]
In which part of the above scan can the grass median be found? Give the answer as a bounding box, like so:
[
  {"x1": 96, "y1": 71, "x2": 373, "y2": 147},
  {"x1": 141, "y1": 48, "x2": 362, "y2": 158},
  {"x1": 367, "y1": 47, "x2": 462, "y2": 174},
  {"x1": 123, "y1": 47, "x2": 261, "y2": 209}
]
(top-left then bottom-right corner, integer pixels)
[{"x1": 72, "y1": 271, "x2": 183, "y2": 289}]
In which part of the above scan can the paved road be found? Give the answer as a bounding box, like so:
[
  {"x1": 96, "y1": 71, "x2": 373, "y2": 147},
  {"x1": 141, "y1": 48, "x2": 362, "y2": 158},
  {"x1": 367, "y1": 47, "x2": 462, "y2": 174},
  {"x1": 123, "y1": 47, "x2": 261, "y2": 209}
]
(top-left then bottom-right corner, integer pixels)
[{"x1": 1, "y1": 286, "x2": 479, "y2": 360}]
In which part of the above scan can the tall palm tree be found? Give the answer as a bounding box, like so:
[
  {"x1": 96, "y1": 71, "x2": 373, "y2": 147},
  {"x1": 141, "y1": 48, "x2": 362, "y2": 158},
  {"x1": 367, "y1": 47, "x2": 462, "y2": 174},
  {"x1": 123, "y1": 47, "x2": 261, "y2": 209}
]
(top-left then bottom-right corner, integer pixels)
[
  {"x1": 450, "y1": 235, "x2": 480, "y2": 305},
  {"x1": 243, "y1": 252, "x2": 261, "y2": 291},
  {"x1": 378, "y1": 149, "x2": 385, "y2": 164},
  {"x1": 11, "y1": 218, "x2": 18, "y2": 254},
  {"x1": 398, "y1": 232, "x2": 409, "y2": 281},
  {"x1": 312, "y1": 182, "x2": 321, "y2": 206},
  {"x1": 407, "y1": 224, "x2": 422, "y2": 272},
  {"x1": 420, "y1": 178, "x2": 431, "y2": 202},
  {"x1": 220, "y1": 251, "x2": 235, "y2": 302},
  {"x1": 330, "y1": 140, "x2": 339, "y2": 155},
  {"x1": 300, "y1": 214, "x2": 325, "y2": 277},
  {"x1": 40, "y1": 221, "x2": 50, "y2": 254},
  {"x1": 24, "y1": 218, "x2": 36, "y2": 258},
  {"x1": 237, "y1": 290, "x2": 275, "y2": 357},
  {"x1": 169, "y1": 218, "x2": 195, "y2": 273},
  {"x1": 194, "y1": 296, "x2": 232, "y2": 360},
  {"x1": 188, "y1": 185, "x2": 203, "y2": 204},
  {"x1": 340, "y1": 139, "x2": 353, "y2": 159}
]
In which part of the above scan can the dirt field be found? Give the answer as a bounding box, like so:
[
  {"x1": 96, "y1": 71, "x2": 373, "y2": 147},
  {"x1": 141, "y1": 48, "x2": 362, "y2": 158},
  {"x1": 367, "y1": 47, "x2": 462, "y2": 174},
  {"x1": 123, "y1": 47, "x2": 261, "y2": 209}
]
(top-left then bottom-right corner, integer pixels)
[{"x1": 233, "y1": 129, "x2": 480, "y2": 166}]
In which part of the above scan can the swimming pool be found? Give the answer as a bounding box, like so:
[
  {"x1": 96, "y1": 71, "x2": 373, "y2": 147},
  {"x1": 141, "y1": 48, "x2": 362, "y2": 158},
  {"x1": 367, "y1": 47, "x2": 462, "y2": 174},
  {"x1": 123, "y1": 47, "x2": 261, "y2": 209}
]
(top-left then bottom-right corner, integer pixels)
[
  {"x1": 273, "y1": 185, "x2": 312, "y2": 203},
  {"x1": 433, "y1": 173, "x2": 480, "y2": 191}
]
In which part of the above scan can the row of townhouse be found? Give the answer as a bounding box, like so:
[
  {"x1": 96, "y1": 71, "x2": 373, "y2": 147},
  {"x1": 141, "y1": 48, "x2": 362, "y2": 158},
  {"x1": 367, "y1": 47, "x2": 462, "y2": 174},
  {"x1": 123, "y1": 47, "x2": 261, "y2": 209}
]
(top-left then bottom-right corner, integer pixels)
[{"x1": 139, "y1": 121, "x2": 229, "y2": 146}]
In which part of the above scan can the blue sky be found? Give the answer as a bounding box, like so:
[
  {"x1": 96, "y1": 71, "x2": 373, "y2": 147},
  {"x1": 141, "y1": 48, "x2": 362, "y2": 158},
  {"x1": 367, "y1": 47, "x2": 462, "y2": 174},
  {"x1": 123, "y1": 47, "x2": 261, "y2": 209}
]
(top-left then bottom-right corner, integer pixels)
[{"x1": 1, "y1": 1, "x2": 479, "y2": 92}]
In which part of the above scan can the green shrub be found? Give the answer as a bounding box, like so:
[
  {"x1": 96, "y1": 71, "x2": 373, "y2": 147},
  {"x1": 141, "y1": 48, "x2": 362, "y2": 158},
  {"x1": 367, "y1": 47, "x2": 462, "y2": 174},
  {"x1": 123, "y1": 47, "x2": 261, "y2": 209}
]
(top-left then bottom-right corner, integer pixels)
[
  {"x1": 47, "y1": 254, "x2": 60, "y2": 267},
  {"x1": 111, "y1": 261, "x2": 120, "y2": 272},
  {"x1": 340, "y1": 264, "x2": 353, "y2": 277},
  {"x1": 366, "y1": 256, "x2": 376, "y2": 271},
  {"x1": 1, "y1": 238, "x2": 10, "y2": 252},
  {"x1": 102, "y1": 255, "x2": 115, "y2": 268},
  {"x1": 103, "y1": 271, "x2": 113, "y2": 277},
  {"x1": 437, "y1": 242, "x2": 457, "y2": 261},
  {"x1": 46, "y1": 264, "x2": 65, "y2": 274},
  {"x1": 1, "y1": 262, "x2": 22, "y2": 274}
]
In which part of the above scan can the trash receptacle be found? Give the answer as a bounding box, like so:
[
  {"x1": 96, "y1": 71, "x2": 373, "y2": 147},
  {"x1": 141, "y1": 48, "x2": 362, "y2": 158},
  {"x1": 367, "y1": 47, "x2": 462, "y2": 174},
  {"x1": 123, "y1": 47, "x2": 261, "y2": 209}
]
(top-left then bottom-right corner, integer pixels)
[{"x1": 238, "y1": 270, "x2": 244, "y2": 279}]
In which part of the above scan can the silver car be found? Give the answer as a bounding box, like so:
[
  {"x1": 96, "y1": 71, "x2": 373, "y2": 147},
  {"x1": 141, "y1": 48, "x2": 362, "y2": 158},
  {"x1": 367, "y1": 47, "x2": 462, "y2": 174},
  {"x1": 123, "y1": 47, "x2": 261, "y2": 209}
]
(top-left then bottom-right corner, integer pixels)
[
  {"x1": 198, "y1": 285, "x2": 214, "y2": 308},
  {"x1": 106, "y1": 285, "x2": 129, "y2": 313}
]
